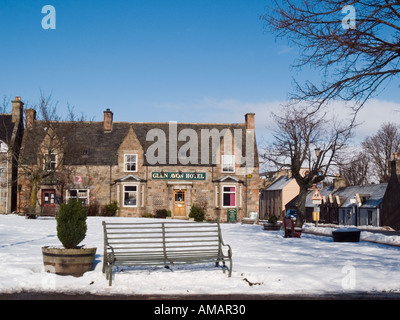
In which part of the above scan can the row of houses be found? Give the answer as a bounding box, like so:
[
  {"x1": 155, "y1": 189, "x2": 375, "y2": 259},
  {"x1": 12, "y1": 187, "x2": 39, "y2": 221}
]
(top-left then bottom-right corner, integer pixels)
[
  {"x1": 260, "y1": 160, "x2": 400, "y2": 230},
  {"x1": 0, "y1": 97, "x2": 260, "y2": 222}
]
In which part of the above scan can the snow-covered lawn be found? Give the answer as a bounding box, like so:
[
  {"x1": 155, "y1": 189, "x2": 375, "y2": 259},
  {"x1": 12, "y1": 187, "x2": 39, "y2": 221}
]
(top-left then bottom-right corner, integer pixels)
[{"x1": 1, "y1": 214, "x2": 400, "y2": 296}]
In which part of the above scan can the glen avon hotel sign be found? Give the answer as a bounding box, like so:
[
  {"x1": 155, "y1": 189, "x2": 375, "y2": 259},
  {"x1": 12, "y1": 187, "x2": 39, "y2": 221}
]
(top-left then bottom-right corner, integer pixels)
[{"x1": 152, "y1": 172, "x2": 206, "y2": 181}]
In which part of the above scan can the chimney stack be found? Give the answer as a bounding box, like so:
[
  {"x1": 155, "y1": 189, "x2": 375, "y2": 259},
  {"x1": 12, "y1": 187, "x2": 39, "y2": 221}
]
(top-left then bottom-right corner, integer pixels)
[
  {"x1": 11, "y1": 96, "x2": 24, "y2": 124},
  {"x1": 245, "y1": 113, "x2": 255, "y2": 130},
  {"x1": 104, "y1": 108, "x2": 113, "y2": 132},
  {"x1": 392, "y1": 152, "x2": 400, "y2": 177},
  {"x1": 25, "y1": 108, "x2": 37, "y2": 128},
  {"x1": 333, "y1": 174, "x2": 346, "y2": 190}
]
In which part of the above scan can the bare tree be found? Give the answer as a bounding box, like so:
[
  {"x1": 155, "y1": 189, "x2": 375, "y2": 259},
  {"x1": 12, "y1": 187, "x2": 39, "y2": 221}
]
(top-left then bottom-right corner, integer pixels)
[
  {"x1": 362, "y1": 122, "x2": 400, "y2": 183},
  {"x1": 263, "y1": 0, "x2": 400, "y2": 115},
  {"x1": 263, "y1": 104, "x2": 353, "y2": 226},
  {"x1": 338, "y1": 151, "x2": 371, "y2": 186},
  {"x1": 18, "y1": 93, "x2": 87, "y2": 216}
]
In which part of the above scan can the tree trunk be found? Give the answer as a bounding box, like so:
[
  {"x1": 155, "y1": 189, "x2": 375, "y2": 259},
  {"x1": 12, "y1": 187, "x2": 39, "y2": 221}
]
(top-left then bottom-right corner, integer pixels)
[
  {"x1": 295, "y1": 186, "x2": 309, "y2": 227},
  {"x1": 29, "y1": 178, "x2": 39, "y2": 215}
]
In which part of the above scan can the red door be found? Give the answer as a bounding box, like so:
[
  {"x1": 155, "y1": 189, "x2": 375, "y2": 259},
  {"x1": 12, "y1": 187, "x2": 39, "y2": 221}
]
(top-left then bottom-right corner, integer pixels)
[{"x1": 42, "y1": 189, "x2": 56, "y2": 216}]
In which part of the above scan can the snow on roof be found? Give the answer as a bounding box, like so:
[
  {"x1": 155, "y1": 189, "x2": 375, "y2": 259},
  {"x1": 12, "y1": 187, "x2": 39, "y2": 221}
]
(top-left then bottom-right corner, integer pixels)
[
  {"x1": 306, "y1": 183, "x2": 388, "y2": 209},
  {"x1": 265, "y1": 175, "x2": 294, "y2": 191}
]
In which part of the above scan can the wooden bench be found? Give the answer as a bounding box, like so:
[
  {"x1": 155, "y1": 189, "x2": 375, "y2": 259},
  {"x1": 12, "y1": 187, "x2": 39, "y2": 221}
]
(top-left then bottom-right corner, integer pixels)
[
  {"x1": 102, "y1": 221, "x2": 233, "y2": 286},
  {"x1": 283, "y1": 218, "x2": 302, "y2": 238}
]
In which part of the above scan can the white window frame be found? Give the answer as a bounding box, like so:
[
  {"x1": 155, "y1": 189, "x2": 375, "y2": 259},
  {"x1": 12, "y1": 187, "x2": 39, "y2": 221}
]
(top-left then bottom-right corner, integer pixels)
[
  {"x1": 222, "y1": 185, "x2": 236, "y2": 208},
  {"x1": 66, "y1": 189, "x2": 90, "y2": 206},
  {"x1": 141, "y1": 185, "x2": 145, "y2": 207},
  {"x1": 215, "y1": 186, "x2": 220, "y2": 208},
  {"x1": 123, "y1": 184, "x2": 138, "y2": 207},
  {"x1": 43, "y1": 153, "x2": 57, "y2": 171},
  {"x1": 124, "y1": 154, "x2": 138, "y2": 172},
  {"x1": 221, "y1": 155, "x2": 235, "y2": 173},
  {"x1": 239, "y1": 185, "x2": 242, "y2": 208}
]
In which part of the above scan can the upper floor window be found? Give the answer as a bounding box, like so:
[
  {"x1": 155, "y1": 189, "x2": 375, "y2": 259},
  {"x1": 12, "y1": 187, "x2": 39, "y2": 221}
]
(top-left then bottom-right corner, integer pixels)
[
  {"x1": 222, "y1": 155, "x2": 235, "y2": 173},
  {"x1": 43, "y1": 153, "x2": 57, "y2": 171},
  {"x1": 124, "y1": 154, "x2": 137, "y2": 172}
]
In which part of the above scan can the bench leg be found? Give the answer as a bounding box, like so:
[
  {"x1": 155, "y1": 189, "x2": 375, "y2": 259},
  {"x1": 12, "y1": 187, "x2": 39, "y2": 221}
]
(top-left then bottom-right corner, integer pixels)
[
  {"x1": 108, "y1": 264, "x2": 113, "y2": 286},
  {"x1": 105, "y1": 263, "x2": 113, "y2": 286}
]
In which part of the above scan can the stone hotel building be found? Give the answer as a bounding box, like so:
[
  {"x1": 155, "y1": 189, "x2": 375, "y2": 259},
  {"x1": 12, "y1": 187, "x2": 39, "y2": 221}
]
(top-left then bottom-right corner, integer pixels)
[{"x1": 17, "y1": 108, "x2": 259, "y2": 222}]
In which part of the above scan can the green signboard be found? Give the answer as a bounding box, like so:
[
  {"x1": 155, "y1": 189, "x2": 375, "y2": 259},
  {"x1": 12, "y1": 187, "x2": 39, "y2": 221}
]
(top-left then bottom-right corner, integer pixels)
[
  {"x1": 227, "y1": 208, "x2": 237, "y2": 222},
  {"x1": 151, "y1": 172, "x2": 206, "y2": 181}
]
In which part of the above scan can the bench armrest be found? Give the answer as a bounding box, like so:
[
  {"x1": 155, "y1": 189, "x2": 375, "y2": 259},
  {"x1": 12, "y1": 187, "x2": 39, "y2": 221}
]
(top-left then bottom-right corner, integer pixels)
[
  {"x1": 105, "y1": 244, "x2": 115, "y2": 261},
  {"x1": 221, "y1": 241, "x2": 232, "y2": 258}
]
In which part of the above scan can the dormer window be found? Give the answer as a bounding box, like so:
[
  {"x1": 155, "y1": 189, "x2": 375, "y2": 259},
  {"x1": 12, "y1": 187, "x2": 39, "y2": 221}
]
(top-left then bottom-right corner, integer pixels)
[
  {"x1": 124, "y1": 154, "x2": 137, "y2": 172},
  {"x1": 222, "y1": 155, "x2": 235, "y2": 173}
]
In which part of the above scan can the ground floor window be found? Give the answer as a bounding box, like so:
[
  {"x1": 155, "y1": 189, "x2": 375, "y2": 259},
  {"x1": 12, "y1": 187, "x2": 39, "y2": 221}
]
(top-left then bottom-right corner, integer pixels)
[
  {"x1": 66, "y1": 189, "x2": 89, "y2": 206},
  {"x1": 222, "y1": 186, "x2": 236, "y2": 207},
  {"x1": 42, "y1": 189, "x2": 56, "y2": 206},
  {"x1": 368, "y1": 210, "x2": 373, "y2": 225},
  {"x1": 124, "y1": 185, "x2": 137, "y2": 207}
]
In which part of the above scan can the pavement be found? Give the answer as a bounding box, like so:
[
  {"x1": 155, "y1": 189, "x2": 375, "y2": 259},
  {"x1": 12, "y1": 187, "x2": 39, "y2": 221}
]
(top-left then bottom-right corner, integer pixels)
[
  {"x1": 1, "y1": 291, "x2": 400, "y2": 300},
  {"x1": 303, "y1": 225, "x2": 400, "y2": 246}
]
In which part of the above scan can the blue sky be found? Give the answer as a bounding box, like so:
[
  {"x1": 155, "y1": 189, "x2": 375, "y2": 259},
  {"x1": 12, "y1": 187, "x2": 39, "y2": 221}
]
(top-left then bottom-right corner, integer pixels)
[{"x1": 0, "y1": 0, "x2": 399, "y2": 142}]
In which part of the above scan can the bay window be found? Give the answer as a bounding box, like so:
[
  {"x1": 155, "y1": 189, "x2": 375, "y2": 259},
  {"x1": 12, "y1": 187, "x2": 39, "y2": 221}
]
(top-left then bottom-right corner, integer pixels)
[{"x1": 123, "y1": 185, "x2": 137, "y2": 207}]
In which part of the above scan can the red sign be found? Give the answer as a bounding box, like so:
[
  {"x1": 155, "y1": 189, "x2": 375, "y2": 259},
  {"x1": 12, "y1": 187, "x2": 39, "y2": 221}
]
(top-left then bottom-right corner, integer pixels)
[
  {"x1": 74, "y1": 176, "x2": 82, "y2": 184},
  {"x1": 311, "y1": 189, "x2": 323, "y2": 201}
]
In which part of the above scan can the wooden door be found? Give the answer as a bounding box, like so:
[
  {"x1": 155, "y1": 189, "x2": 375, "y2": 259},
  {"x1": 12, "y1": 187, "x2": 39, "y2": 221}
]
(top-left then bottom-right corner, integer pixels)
[
  {"x1": 41, "y1": 189, "x2": 56, "y2": 216},
  {"x1": 173, "y1": 190, "x2": 186, "y2": 218}
]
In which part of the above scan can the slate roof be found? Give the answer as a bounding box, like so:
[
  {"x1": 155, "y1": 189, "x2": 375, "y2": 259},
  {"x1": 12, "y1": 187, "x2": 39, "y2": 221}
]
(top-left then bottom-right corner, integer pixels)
[
  {"x1": 305, "y1": 183, "x2": 388, "y2": 209},
  {"x1": 0, "y1": 115, "x2": 14, "y2": 145},
  {"x1": 20, "y1": 120, "x2": 258, "y2": 167}
]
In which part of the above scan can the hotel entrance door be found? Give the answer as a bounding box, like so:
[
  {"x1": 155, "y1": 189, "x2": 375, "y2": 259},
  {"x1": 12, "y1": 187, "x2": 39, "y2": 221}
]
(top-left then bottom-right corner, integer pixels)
[{"x1": 173, "y1": 190, "x2": 186, "y2": 218}]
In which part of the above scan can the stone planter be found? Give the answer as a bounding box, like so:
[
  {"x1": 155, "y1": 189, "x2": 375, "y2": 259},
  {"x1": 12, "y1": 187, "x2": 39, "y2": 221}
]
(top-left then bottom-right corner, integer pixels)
[
  {"x1": 42, "y1": 246, "x2": 97, "y2": 277},
  {"x1": 263, "y1": 223, "x2": 281, "y2": 231},
  {"x1": 332, "y1": 228, "x2": 361, "y2": 243}
]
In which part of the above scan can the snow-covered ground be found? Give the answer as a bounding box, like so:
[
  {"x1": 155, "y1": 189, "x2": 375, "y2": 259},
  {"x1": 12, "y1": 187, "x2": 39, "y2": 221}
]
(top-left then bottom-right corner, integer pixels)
[{"x1": 1, "y1": 214, "x2": 400, "y2": 296}]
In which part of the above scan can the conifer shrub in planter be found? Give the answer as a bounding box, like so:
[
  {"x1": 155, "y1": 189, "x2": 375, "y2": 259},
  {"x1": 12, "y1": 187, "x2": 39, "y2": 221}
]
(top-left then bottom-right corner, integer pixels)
[
  {"x1": 42, "y1": 199, "x2": 97, "y2": 277},
  {"x1": 264, "y1": 215, "x2": 281, "y2": 231}
]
